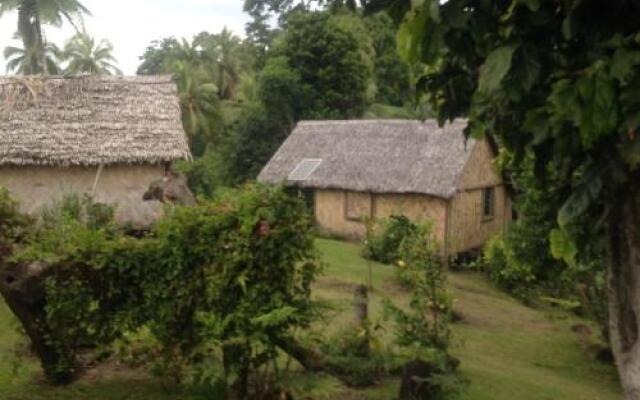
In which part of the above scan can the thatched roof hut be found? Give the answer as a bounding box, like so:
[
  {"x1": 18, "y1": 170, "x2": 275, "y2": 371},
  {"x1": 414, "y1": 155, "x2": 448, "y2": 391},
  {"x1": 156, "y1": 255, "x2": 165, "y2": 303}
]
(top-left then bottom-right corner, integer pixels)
[
  {"x1": 0, "y1": 75, "x2": 190, "y2": 166},
  {"x1": 259, "y1": 119, "x2": 512, "y2": 257},
  {"x1": 0, "y1": 75, "x2": 191, "y2": 227}
]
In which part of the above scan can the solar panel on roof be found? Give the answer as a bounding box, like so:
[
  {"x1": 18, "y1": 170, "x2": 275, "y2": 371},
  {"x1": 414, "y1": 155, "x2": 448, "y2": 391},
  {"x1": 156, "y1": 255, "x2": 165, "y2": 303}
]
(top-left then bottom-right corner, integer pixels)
[{"x1": 288, "y1": 158, "x2": 322, "y2": 181}]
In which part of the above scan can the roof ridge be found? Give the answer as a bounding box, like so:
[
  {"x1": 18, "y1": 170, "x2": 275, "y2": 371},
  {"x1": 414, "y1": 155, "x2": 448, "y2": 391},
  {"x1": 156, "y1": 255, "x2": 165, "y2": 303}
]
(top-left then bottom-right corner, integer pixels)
[
  {"x1": 0, "y1": 75, "x2": 175, "y2": 85},
  {"x1": 298, "y1": 119, "x2": 424, "y2": 126},
  {"x1": 297, "y1": 118, "x2": 470, "y2": 127}
]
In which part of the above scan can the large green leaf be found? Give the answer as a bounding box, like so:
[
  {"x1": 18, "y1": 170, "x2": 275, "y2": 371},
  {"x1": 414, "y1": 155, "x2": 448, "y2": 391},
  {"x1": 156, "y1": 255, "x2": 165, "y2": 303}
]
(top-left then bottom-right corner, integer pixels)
[
  {"x1": 557, "y1": 174, "x2": 602, "y2": 228},
  {"x1": 396, "y1": 2, "x2": 442, "y2": 64},
  {"x1": 577, "y1": 66, "x2": 620, "y2": 147},
  {"x1": 514, "y1": 45, "x2": 541, "y2": 91},
  {"x1": 478, "y1": 46, "x2": 516, "y2": 95},
  {"x1": 518, "y1": 0, "x2": 540, "y2": 11},
  {"x1": 611, "y1": 48, "x2": 640, "y2": 84},
  {"x1": 549, "y1": 228, "x2": 577, "y2": 267},
  {"x1": 619, "y1": 136, "x2": 640, "y2": 169}
]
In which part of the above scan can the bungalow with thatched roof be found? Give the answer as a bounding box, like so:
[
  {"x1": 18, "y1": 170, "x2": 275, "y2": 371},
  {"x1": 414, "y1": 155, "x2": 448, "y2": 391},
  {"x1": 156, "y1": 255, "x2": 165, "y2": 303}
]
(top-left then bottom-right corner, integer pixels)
[
  {"x1": 258, "y1": 119, "x2": 512, "y2": 257},
  {"x1": 0, "y1": 75, "x2": 191, "y2": 228}
]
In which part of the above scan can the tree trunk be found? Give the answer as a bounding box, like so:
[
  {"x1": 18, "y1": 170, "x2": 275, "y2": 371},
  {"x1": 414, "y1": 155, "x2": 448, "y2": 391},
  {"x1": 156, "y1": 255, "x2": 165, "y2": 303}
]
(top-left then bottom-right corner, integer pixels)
[
  {"x1": 272, "y1": 335, "x2": 325, "y2": 372},
  {"x1": 0, "y1": 260, "x2": 73, "y2": 384},
  {"x1": 608, "y1": 190, "x2": 640, "y2": 399}
]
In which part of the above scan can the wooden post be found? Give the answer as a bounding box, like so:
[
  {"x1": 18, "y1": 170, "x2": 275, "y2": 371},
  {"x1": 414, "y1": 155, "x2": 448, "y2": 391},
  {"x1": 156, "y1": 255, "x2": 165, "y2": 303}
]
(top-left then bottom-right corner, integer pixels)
[{"x1": 353, "y1": 284, "x2": 370, "y2": 357}]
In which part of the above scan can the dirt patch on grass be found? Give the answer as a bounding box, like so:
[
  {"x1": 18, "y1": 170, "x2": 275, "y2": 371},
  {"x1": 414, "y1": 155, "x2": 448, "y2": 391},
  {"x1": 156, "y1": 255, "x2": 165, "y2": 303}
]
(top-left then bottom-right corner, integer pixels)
[{"x1": 314, "y1": 279, "x2": 361, "y2": 293}]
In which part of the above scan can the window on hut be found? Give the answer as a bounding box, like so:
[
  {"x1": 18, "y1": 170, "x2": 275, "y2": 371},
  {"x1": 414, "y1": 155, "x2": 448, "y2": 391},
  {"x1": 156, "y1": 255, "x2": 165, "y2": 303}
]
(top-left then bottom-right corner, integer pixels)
[
  {"x1": 483, "y1": 187, "x2": 495, "y2": 220},
  {"x1": 345, "y1": 191, "x2": 372, "y2": 221}
]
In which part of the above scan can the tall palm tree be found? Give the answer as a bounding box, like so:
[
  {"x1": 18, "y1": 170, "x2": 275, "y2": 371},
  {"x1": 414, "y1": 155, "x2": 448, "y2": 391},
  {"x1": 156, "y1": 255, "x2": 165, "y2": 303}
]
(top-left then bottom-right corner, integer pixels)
[
  {"x1": 194, "y1": 28, "x2": 244, "y2": 100},
  {"x1": 4, "y1": 40, "x2": 61, "y2": 74},
  {"x1": 0, "y1": 0, "x2": 90, "y2": 74},
  {"x1": 171, "y1": 59, "x2": 223, "y2": 155},
  {"x1": 62, "y1": 31, "x2": 121, "y2": 75}
]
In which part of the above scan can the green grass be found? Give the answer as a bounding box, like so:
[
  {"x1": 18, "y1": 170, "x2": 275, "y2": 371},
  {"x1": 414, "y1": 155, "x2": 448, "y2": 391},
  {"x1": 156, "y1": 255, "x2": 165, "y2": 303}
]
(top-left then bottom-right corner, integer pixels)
[{"x1": 0, "y1": 238, "x2": 623, "y2": 399}]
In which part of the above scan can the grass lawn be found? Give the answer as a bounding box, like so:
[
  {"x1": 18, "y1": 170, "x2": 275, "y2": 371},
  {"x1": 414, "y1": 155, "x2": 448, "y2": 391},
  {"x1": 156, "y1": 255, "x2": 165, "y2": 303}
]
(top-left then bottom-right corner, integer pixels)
[{"x1": 0, "y1": 238, "x2": 623, "y2": 399}]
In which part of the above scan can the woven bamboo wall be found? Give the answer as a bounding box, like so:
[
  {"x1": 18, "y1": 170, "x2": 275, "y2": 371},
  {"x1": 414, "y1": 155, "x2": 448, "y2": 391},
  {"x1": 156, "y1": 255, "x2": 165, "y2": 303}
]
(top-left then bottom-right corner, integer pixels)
[
  {"x1": 447, "y1": 140, "x2": 511, "y2": 253},
  {"x1": 314, "y1": 189, "x2": 448, "y2": 245}
]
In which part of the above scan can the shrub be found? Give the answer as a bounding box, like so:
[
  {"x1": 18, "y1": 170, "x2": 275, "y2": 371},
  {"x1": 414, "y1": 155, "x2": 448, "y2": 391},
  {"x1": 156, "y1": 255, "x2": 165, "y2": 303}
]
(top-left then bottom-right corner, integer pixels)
[
  {"x1": 320, "y1": 327, "x2": 400, "y2": 387},
  {"x1": 482, "y1": 234, "x2": 536, "y2": 301},
  {"x1": 6, "y1": 184, "x2": 322, "y2": 395},
  {"x1": 362, "y1": 215, "x2": 418, "y2": 264},
  {"x1": 482, "y1": 221, "x2": 608, "y2": 336}
]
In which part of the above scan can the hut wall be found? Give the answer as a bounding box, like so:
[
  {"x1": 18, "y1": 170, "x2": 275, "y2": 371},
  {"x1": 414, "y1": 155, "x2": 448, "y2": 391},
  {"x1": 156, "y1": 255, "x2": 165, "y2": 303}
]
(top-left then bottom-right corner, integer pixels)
[
  {"x1": 314, "y1": 189, "x2": 448, "y2": 245},
  {"x1": 0, "y1": 164, "x2": 165, "y2": 228},
  {"x1": 373, "y1": 193, "x2": 448, "y2": 245},
  {"x1": 447, "y1": 185, "x2": 510, "y2": 254},
  {"x1": 314, "y1": 189, "x2": 367, "y2": 239}
]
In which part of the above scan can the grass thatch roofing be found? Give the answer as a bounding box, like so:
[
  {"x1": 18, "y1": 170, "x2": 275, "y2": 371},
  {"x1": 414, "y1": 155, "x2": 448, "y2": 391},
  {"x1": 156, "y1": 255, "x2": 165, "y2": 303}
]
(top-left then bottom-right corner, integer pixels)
[
  {"x1": 258, "y1": 119, "x2": 475, "y2": 198},
  {"x1": 0, "y1": 75, "x2": 190, "y2": 167}
]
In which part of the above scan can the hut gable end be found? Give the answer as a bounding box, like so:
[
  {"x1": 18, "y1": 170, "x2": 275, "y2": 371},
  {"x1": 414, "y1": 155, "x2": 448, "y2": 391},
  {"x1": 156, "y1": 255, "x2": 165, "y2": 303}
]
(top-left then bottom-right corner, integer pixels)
[{"x1": 455, "y1": 139, "x2": 502, "y2": 191}]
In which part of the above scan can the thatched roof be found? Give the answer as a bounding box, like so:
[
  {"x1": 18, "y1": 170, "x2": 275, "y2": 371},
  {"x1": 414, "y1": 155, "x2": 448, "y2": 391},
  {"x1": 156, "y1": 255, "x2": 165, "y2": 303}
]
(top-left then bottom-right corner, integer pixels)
[
  {"x1": 0, "y1": 75, "x2": 190, "y2": 167},
  {"x1": 258, "y1": 119, "x2": 476, "y2": 198}
]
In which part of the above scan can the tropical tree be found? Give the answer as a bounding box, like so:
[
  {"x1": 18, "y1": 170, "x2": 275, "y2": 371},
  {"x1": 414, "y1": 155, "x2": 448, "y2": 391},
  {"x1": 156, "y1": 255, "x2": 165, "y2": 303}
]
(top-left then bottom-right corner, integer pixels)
[
  {"x1": 172, "y1": 59, "x2": 223, "y2": 155},
  {"x1": 62, "y1": 31, "x2": 121, "y2": 75},
  {"x1": 4, "y1": 40, "x2": 60, "y2": 74},
  {"x1": 137, "y1": 34, "x2": 250, "y2": 156},
  {"x1": 275, "y1": 11, "x2": 373, "y2": 119},
  {"x1": 374, "y1": 0, "x2": 640, "y2": 397},
  {"x1": 194, "y1": 28, "x2": 248, "y2": 100},
  {"x1": 364, "y1": 13, "x2": 412, "y2": 106},
  {"x1": 137, "y1": 37, "x2": 209, "y2": 76},
  {"x1": 0, "y1": 0, "x2": 89, "y2": 74},
  {"x1": 244, "y1": 8, "x2": 277, "y2": 68}
]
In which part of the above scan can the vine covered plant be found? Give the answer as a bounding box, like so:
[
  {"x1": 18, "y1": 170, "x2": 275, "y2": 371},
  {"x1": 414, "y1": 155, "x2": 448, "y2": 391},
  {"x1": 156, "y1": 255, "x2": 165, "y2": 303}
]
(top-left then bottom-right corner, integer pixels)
[{"x1": 0, "y1": 185, "x2": 321, "y2": 397}]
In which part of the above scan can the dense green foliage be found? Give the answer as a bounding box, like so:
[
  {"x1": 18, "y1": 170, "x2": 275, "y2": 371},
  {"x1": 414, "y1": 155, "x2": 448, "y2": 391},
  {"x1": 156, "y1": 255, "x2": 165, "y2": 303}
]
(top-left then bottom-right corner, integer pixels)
[
  {"x1": 365, "y1": 13, "x2": 412, "y2": 106},
  {"x1": 480, "y1": 154, "x2": 607, "y2": 332},
  {"x1": 4, "y1": 186, "x2": 321, "y2": 396},
  {"x1": 275, "y1": 11, "x2": 372, "y2": 119},
  {"x1": 362, "y1": 215, "x2": 418, "y2": 265}
]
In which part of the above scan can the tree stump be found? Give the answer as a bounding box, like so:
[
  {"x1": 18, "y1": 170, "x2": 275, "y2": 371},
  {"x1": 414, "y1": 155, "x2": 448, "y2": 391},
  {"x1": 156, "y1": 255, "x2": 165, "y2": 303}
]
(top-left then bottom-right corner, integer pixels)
[{"x1": 398, "y1": 359, "x2": 441, "y2": 400}]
